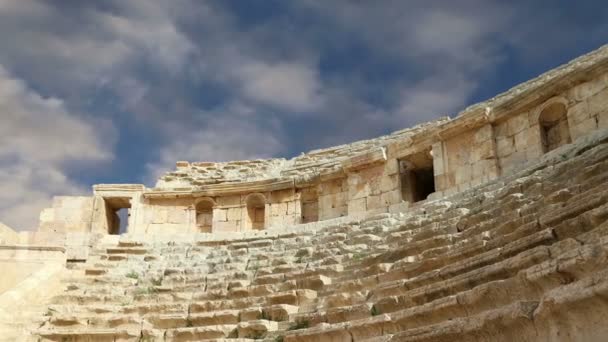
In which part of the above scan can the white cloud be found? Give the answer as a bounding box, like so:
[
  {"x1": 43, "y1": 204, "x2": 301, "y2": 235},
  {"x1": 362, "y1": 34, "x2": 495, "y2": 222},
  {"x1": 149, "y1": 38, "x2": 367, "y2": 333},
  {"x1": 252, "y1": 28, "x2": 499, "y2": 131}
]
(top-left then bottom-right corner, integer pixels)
[
  {"x1": 0, "y1": 65, "x2": 113, "y2": 230},
  {"x1": 234, "y1": 61, "x2": 322, "y2": 112},
  {"x1": 0, "y1": 0, "x2": 194, "y2": 100},
  {"x1": 98, "y1": 8, "x2": 194, "y2": 72}
]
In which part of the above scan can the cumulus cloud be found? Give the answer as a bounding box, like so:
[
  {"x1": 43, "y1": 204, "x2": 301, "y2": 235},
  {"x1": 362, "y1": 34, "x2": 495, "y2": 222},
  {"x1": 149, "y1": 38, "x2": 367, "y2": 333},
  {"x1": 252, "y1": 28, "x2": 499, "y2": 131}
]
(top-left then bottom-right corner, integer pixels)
[
  {"x1": 235, "y1": 61, "x2": 322, "y2": 112},
  {"x1": 0, "y1": 65, "x2": 113, "y2": 230},
  {"x1": 0, "y1": 0, "x2": 194, "y2": 101}
]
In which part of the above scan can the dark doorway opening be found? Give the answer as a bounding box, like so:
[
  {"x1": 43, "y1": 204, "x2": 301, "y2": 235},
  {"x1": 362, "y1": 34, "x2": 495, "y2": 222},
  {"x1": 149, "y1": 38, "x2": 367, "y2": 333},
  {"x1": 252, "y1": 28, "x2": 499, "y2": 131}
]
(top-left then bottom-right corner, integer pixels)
[
  {"x1": 399, "y1": 149, "x2": 436, "y2": 203},
  {"x1": 104, "y1": 197, "x2": 131, "y2": 235}
]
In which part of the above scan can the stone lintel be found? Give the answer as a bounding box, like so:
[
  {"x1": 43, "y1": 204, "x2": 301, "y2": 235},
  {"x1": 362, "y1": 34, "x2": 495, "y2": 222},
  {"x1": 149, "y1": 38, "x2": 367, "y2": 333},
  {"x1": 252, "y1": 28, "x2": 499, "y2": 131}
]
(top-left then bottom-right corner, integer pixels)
[
  {"x1": 341, "y1": 147, "x2": 387, "y2": 172},
  {"x1": 318, "y1": 168, "x2": 347, "y2": 182},
  {"x1": 143, "y1": 178, "x2": 295, "y2": 199},
  {"x1": 294, "y1": 174, "x2": 320, "y2": 188},
  {"x1": 93, "y1": 184, "x2": 145, "y2": 197},
  {"x1": 0, "y1": 245, "x2": 66, "y2": 252}
]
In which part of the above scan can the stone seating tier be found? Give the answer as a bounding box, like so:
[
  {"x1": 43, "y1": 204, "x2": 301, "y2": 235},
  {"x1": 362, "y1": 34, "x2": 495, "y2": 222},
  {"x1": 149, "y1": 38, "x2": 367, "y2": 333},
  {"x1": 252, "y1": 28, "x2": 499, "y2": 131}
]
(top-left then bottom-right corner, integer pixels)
[{"x1": 25, "y1": 129, "x2": 608, "y2": 341}]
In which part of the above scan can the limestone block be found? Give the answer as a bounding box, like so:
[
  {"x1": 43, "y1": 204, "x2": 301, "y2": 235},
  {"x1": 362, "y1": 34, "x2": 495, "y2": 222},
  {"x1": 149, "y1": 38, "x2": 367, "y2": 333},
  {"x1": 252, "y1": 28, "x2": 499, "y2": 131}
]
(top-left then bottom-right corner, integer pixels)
[
  {"x1": 270, "y1": 203, "x2": 287, "y2": 217},
  {"x1": 454, "y1": 164, "x2": 472, "y2": 185},
  {"x1": 297, "y1": 275, "x2": 332, "y2": 291},
  {"x1": 384, "y1": 159, "x2": 399, "y2": 175},
  {"x1": 569, "y1": 78, "x2": 607, "y2": 101},
  {"x1": 471, "y1": 140, "x2": 495, "y2": 163},
  {"x1": 514, "y1": 130, "x2": 528, "y2": 152},
  {"x1": 496, "y1": 136, "x2": 515, "y2": 157},
  {"x1": 318, "y1": 195, "x2": 332, "y2": 212},
  {"x1": 472, "y1": 160, "x2": 491, "y2": 179},
  {"x1": 300, "y1": 188, "x2": 318, "y2": 201},
  {"x1": 508, "y1": 113, "x2": 529, "y2": 135},
  {"x1": 494, "y1": 121, "x2": 508, "y2": 137},
  {"x1": 379, "y1": 175, "x2": 399, "y2": 193},
  {"x1": 302, "y1": 202, "x2": 318, "y2": 218},
  {"x1": 286, "y1": 201, "x2": 297, "y2": 215},
  {"x1": 380, "y1": 190, "x2": 401, "y2": 206},
  {"x1": 217, "y1": 195, "x2": 241, "y2": 207},
  {"x1": 152, "y1": 209, "x2": 168, "y2": 224},
  {"x1": 264, "y1": 304, "x2": 298, "y2": 321},
  {"x1": 348, "y1": 178, "x2": 370, "y2": 200},
  {"x1": 366, "y1": 195, "x2": 382, "y2": 210},
  {"x1": 319, "y1": 179, "x2": 345, "y2": 195},
  {"x1": 474, "y1": 124, "x2": 494, "y2": 143},
  {"x1": 348, "y1": 198, "x2": 367, "y2": 214},
  {"x1": 237, "y1": 320, "x2": 278, "y2": 338},
  {"x1": 320, "y1": 205, "x2": 347, "y2": 220},
  {"x1": 283, "y1": 214, "x2": 297, "y2": 226},
  {"x1": 501, "y1": 151, "x2": 527, "y2": 173},
  {"x1": 167, "y1": 208, "x2": 186, "y2": 224},
  {"x1": 190, "y1": 311, "x2": 239, "y2": 326},
  {"x1": 266, "y1": 215, "x2": 280, "y2": 228},
  {"x1": 526, "y1": 145, "x2": 544, "y2": 161},
  {"x1": 568, "y1": 101, "x2": 590, "y2": 124},
  {"x1": 270, "y1": 189, "x2": 295, "y2": 203},
  {"x1": 341, "y1": 147, "x2": 387, "y2": 172},
  {"x1": 214, "y1": 220, "x2": 239, "y2": 233},
  {"x1": 526, "y1": 124, "x2": 543, "y2": 149},
  {"x1": 588, "y1": 88, "x2": 608, "y2": 116},
  {"x1": 214, "y1": 209, "x2": 227, "y2": 222},
  {"x1": 239, "y1": 308, "x2": 263, "y2": 321},
  {"x1": 434, "y1": 174, "x2": 447, "y2": 191},
  {"x1": 598, "y1": 110, "x2": 608, "y2": 129},
  {"x1": 570, "y1": 117, "x2": 598, "y2": 141},
  {"x1": 227, "y1": 208, "x2": 241, "y2": 221}
]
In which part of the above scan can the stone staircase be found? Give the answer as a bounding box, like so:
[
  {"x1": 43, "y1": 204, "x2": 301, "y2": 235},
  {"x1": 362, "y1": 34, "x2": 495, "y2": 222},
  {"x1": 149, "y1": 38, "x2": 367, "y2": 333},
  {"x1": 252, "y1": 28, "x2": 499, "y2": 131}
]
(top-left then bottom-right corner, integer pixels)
[{"x1": 30, "y1": 131, "x2": 608, "y2": 341}]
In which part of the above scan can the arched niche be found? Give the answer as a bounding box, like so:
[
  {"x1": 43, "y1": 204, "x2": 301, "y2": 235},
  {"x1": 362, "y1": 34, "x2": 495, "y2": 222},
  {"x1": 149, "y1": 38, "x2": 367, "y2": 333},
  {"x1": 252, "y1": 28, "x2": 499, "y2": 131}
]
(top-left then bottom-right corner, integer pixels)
[
  {"x1": 537, "y1": 98, "x2": 571, "y2": 153},
  {"x1": 194, "y1": 197, "x2": 215, "y2": 233},
  {"x1": 245, "y1": 193, "x2": 266, "y2": 230}
]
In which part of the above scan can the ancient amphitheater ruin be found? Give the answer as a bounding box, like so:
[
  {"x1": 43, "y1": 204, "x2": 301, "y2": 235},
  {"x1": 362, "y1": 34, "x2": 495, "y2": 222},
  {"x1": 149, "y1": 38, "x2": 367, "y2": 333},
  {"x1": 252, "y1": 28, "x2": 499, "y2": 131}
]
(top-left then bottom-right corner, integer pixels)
[{"x1": 2, "y1": 45, "x2": 608, "y2": 341}]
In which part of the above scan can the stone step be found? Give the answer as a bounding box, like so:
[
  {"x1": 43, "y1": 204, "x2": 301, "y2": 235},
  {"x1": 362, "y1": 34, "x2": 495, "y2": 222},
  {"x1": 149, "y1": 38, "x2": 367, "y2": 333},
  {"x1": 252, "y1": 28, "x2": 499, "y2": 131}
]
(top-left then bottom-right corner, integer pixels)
[{"x1": 37, "y1": 328, "x2": 141, "y2": 341}]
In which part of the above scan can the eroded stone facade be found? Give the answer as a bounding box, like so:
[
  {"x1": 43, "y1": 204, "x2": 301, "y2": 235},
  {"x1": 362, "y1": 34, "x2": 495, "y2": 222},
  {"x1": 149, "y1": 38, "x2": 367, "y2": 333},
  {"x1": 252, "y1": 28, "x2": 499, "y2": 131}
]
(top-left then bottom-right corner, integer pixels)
[
  {"x1": 2, "y1": 45, "x2": 608, "y2": 341},
  {"x1": 36, "y1": 45, "x2": 608, "y2": 237}
]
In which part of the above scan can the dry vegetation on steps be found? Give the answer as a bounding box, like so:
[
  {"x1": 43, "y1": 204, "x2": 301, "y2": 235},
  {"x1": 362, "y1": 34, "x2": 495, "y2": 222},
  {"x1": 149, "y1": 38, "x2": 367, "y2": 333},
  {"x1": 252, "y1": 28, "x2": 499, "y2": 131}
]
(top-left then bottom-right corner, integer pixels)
[{"x1": 30, "y1": 130, "x2": 608, "y2": 341}]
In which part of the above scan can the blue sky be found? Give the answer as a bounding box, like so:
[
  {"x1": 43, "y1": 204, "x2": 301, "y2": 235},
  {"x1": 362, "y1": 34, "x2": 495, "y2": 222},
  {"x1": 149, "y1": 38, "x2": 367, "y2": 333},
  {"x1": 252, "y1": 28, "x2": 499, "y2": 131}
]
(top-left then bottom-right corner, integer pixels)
[{"x1": 1, "y1": 0, "x2": 607, "y2": 229}]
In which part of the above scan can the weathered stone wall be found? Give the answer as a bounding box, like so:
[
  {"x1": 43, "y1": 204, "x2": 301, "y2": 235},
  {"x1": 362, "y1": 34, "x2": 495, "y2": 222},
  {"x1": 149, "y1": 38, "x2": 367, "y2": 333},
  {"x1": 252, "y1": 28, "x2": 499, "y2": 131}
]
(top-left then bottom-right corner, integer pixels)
[
  {"x1": 345, "y1": 160, "x2": 401, "y2": 215},
  {"x1": 494, "y1": 110, "x2": 544, "y2": 174},
  {"x1": 318, "y1": 178, "x2": 348, "y2": 220},
  {"x1": 434, "y1": 125, "x2": 499, "y2": 195},
  {"x1": 299, "y1": 187, "x2": 319, "y2": 223},
  {"x1": 138, "y1": 198, "x2": 193, "y2": 234},
  {"x1": 39, "y1": 197, "x2": 95, "y2": 233},
  {"x1": 568, "y1": 73, "x2": 608, "y2": 138},
  {"x1": 267, "y1": 189, "x2": 301, "y2": 228}
]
